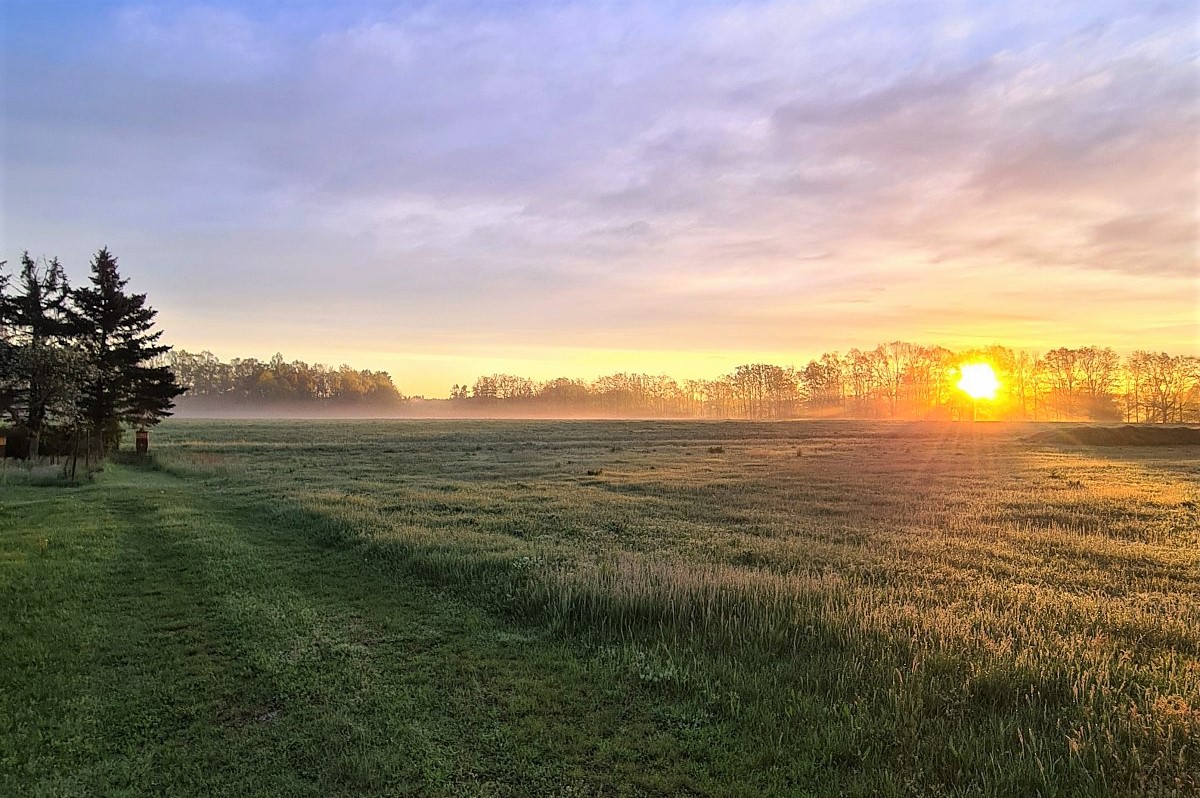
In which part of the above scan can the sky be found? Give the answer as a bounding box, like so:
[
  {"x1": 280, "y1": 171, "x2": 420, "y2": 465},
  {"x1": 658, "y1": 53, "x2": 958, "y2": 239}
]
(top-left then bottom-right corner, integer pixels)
[{"x1": 2, "y1": 0, "x2": 1197, "y2": 397}]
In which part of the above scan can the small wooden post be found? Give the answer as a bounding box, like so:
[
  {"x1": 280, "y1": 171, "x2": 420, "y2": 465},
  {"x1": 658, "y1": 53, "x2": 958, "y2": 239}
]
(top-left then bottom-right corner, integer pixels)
[
  {"x1": 0, "y1": 434, "x2": 6, "y2": 460},
  {"x1": 136, "y1": 429, "x2": 149, "y2": 456}
]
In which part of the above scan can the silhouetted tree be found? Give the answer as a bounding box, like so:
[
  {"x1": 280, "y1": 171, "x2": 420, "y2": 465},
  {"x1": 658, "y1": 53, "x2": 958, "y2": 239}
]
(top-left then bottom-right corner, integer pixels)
[
  {"x1": 4, "y1": 253, "x2": 74, "y2": 457},
  {"x1": 68, "y1": 248, "x2": 184, "y2": 454},
  {"x1": 1077, "y1": 346, "x2": 1121, "y2": 420},
  {"x1": 0, "y1": 259, "x2": 14, "y2": 423},
  {"x1": 1040, "y1": 348, "x2": 1082, "y2": 420},
  {"x1": 1133, "y1": 351, "x2": 1199, "y2": 423}
]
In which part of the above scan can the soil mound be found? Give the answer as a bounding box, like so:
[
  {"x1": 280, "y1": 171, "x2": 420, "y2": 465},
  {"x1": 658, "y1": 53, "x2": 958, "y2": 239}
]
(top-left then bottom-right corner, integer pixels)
[{"x1": 1024, "y1": 425, "x2": 1200, "y2": 446}]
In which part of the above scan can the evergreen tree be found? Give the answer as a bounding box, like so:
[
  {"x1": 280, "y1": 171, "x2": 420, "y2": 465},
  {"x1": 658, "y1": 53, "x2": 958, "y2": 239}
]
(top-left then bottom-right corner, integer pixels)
[
  {"x1": 4, "y1": 252, "x2": 74, "y2": 457},
  {"x1": 0, "y1": 259, "x2": 13, "y2": 422},
  {"x1": 69, "y1": 248, "x2": 184, "y2": 454}
]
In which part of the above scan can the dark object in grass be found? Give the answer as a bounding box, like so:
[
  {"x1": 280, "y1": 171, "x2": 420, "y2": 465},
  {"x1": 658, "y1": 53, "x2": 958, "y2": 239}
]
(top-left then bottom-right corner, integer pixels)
[
  {"x1": 1025, "y1": 425, "x2": 1200, "y2": 446},
  {"x1": 707, "y1": 446, "x2": 724, "y2": 454},
  {"x1": 586, "y1": 469, "x2": 602, "y2": 476}
]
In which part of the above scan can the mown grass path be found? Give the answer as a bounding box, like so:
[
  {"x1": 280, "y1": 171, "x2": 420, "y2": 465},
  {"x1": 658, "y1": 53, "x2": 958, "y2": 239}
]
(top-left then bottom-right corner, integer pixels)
[{"x1": 1, "y1": 465, "x2": 784, "y2": 797}]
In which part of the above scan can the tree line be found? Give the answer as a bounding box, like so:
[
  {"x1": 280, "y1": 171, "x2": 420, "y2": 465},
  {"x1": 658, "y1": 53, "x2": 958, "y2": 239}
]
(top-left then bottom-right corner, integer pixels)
[
  {"x1": 168, "y1": 350, "x2": 403, "y2": 409},
  {"x1": 7, "y1": 248, "x2": 1193, "y2": 437},
  {"x1": 449, "y1": 343, "x2": 1199, "y2": 422},
  {"x1": 1, "y1": 249, "x2": 185, "y2": 463}
]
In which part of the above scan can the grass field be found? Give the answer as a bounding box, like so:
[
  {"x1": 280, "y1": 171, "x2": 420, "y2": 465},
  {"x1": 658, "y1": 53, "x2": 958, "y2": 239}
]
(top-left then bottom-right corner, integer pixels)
[{"x1": 2, "y1": 420, "x2": 1198, "y2": 796}]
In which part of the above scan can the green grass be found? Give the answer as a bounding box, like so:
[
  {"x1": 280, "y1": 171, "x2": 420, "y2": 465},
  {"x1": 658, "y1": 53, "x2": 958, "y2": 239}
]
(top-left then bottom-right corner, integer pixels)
[{"x1": 2, "y1": 420, "x2": 1198, "y2": 796}]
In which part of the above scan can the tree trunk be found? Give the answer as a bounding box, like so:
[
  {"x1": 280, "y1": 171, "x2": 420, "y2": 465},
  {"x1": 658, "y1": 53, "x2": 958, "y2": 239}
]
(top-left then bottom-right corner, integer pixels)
[{"x1": 69, "y1": 427, "x2": 80, "y2": 480}]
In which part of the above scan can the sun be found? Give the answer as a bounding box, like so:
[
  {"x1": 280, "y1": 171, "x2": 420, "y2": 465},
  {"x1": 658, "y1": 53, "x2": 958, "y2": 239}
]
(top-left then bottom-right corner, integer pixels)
[{"x1": 957, "y1": 363, "x2": 1000, "y2": 401}]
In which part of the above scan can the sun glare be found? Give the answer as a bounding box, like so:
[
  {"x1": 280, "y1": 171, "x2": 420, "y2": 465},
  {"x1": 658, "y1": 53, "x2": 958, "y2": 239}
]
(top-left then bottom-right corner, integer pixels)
[{"x1": 957, "y1": 363, "x2": 1000, "y2": 401}]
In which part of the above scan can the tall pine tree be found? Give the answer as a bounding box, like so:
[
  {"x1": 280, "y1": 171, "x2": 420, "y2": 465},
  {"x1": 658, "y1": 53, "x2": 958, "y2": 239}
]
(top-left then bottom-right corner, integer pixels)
[
  {"x1": 69, "y1": 248, "x2": 184, "y2": 454},
  {"x1": 0, "y1": 259, "x2": 13, "y2": 426},
  {"x1": 4, "y1": 252, "x2": 74, "y2": 458}
]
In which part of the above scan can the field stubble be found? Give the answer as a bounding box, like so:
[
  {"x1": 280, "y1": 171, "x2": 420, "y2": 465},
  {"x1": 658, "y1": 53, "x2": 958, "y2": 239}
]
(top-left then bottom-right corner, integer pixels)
[{"x1": 150, "y1": 419, "x2": 1199, "y2": 796}]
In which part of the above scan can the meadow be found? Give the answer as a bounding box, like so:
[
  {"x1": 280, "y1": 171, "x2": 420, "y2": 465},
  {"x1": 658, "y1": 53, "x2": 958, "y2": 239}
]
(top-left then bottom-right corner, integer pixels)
[{"x1": 2, "y1": 419, "x2": 1197, "y2": 797}]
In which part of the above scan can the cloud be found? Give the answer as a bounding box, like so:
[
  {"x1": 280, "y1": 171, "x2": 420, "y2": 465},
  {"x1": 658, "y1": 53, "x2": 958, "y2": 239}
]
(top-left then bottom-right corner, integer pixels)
[
  {"x1": 2, "y1": 0, "x2": 1196, "y2": 379},
  {"x1": 113, "y1": 4, "x2": 283, "y2": 79}
]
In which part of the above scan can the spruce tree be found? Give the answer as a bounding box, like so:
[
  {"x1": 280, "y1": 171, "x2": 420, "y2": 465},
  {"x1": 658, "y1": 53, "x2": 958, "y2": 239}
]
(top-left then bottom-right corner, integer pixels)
[
  {"x1": 4, "y1": 252, "x2": 73, "y2": 458},
  {"x1": 0, "y1": 260, "x2": 12, "y2": 421},
  {"x1": 69, "y1": 248, "x2": 184, "y2": 454}
]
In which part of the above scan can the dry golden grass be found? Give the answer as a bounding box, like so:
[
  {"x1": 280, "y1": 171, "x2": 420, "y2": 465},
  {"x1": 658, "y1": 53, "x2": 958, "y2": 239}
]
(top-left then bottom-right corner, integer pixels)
[{"x1": 151, "y1": 419, "x2": 1199, "y2": 795}]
